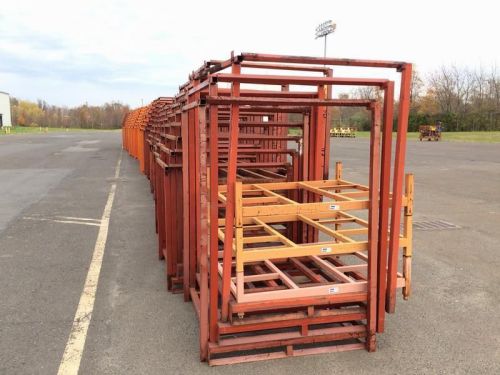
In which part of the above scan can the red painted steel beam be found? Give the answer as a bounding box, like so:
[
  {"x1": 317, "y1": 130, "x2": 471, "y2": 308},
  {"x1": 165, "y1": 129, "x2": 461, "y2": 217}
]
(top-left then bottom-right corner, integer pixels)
[
  {"x1": 215, "y1": 134, "x2": 300, "y2": 141},
  {"x1": 216, "y1": 121, "x2": 303, "y2": 127},
  {"x1": 367, "y1": 102, "x2": 381, "y2": 351},
  {"x1": 216, "y1": 149, "x2": 297, "y2": 154},
  {"x1": 211, "y1": 73, "x2": 389, "y2": 87},
  {"x1": 323, "y1": 68, "x2": 333, "y2": 179},
  {"x1": 387, "y1": 64, "x2": 413, "y2": 313},
  {"x1": 215, "y1": 162, "x2": 289, "y2": 168},
  {"x1": 377, "y1": 81, "x2": 394, "y2": 333},
  {"x1": 198, "y1": 105, "x2": 209, "y2": 361},
  {"x1": 220, "y1": 62, "x2": 241, "y2": 321},
  {"x1": 208, "y1": 83, "x2": 219, "y2": 343},
  {"x1": 241, "y1": 61, "x2": 330, "y2": 73},
  {"x1": 206, "y1": 97, "x2": 375, "y2": 107},
  {"x1": 216, "y1": 107, "x2": 310, "y2": 114},
  {"x1": 181, "y1": 109, "x2": 191, "y2": 301},
  {"x1": 187, "y1": 81, "x2": 210, "y2": 96},
  {"x1": 191, "y1": 58, "x2": 233, "y2": 80},
  {"x1": 239, "y1": 52, "x2": 408, "y2": 69},
  {"x1": 217, "y1": 89, "x2": 318, "y2": 99}
]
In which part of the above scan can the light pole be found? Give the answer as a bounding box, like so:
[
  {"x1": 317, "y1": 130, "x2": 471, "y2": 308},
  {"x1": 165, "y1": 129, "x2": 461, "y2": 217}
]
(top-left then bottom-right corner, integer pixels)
[{"x1": 315, "y1": 20, "x2": 336, "y2": 58}]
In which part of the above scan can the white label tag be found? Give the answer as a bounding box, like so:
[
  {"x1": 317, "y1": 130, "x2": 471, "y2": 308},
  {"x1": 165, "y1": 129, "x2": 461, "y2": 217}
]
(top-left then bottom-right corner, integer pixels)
[
  {"x1": 320, "y1": 247, "x2": 332, "y2": 253},
  {"x1": 328, "y1": 287, "x2": 339, "y2": 294},
  {"x1": 329, "y1": 204, "x2": 339, "y2": 210}
]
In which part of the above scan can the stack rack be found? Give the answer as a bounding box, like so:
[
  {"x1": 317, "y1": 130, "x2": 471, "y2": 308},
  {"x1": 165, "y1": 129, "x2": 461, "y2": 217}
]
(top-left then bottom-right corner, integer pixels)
[{"x1": 122, "y1": 52, "x2": 415, "y2": 365}]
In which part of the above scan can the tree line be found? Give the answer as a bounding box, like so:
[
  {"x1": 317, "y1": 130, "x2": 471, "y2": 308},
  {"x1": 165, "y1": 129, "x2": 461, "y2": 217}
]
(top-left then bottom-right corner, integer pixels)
[
  {"x1": 10, "y1": 99, "x2": 129, "y2": 129},
  {"x1": 334, "y1": 65, "x2": 500, "y2": 132},
  {"x1": 9, "y1": 64, "x2": 500, "y2": 132}
]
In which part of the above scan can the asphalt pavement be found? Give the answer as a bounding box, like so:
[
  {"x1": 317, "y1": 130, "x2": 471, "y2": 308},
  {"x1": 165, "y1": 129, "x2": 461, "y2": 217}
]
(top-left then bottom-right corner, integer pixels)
[{"x1": 0, "y1": 131, "x2": 499, "y2": 374}]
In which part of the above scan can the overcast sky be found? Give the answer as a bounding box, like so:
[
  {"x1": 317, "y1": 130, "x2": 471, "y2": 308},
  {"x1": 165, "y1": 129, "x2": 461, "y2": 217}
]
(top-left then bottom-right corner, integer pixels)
[{"x1": 0, "y1": 0, "x2": 498, "y2": 107}]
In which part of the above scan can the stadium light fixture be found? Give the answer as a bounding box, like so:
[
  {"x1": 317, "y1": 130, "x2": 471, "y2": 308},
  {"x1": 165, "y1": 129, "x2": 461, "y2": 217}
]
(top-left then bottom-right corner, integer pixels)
[{"x1": 315, "y1": 20, "x2": 336, "y2": 58}]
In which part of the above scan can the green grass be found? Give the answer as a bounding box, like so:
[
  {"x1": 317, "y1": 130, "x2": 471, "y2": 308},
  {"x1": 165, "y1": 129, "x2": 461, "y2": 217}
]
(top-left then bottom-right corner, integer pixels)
[
  {"x1": 288, "y1": 127, "x2": 302, "y2": 136},
  {"x1": 354, "y1": 131, "x2": 500, "y2": 143},
  {"x1": 6, "y1": 126, "x2": 497, "y2": 143},
  {"x1": 0, "y1": 126, "x2": 119, "y2": 135},
  {"x1": 288, "y1": 128, "x2": 500, "y2": 142}
]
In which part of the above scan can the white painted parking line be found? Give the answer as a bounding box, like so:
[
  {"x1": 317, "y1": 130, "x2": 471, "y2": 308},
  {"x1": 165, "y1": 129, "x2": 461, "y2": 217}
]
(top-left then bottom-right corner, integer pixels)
[
  {"x1": 23, "y1": 216, "x2": 101, "y2": 227},
  {"x1": 57, "y1": 150, "x2": 122, "y2": 375},
  {"x1": 55, "y1": 216, "x2": 102, "y2": 223}
]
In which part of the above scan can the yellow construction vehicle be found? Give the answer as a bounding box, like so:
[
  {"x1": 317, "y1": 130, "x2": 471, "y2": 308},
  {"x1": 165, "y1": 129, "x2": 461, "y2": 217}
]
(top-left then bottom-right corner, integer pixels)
[
  {"x1": 419, "y1": 123, "x2": 442, "y2": 141},
  {"x1": 330, "y1": 126, "x2": 357, "y2": 138}
]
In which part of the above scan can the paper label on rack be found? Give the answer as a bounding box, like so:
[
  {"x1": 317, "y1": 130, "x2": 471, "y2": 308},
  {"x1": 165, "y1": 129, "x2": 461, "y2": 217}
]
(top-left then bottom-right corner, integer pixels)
[
  {"x1": 320, "y1": 247, "x2": 332, "y2": 253},
  {"x1": 329, "y1": 204, "x2": 339, "y2": 210},
  {"x1": 328, "y1": 287, "x2": 339, "y2": 294}
]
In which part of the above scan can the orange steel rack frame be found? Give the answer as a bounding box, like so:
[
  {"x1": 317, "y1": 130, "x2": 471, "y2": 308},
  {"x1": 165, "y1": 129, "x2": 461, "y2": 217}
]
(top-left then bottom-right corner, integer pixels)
[{"x1": 121, "y1": 51, "x2": 414, "y2": 365}]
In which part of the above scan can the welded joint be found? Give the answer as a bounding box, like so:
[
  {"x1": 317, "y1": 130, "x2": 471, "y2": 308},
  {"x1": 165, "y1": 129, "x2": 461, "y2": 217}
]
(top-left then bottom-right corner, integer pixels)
[{"x1": 396, "y1": 62, "x2": 411, "y2": 73}]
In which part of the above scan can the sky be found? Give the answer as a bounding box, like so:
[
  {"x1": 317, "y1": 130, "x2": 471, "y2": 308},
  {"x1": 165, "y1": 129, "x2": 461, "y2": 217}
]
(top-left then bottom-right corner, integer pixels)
[{"x1": 0, "y1": 0, "x2": 498, "y2": 107}]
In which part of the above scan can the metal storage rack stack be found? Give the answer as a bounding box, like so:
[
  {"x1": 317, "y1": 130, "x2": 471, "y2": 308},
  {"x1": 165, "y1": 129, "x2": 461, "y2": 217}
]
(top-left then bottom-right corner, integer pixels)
[{"x1": 122, "y1": 52, "x2": 415, "y2": 365}]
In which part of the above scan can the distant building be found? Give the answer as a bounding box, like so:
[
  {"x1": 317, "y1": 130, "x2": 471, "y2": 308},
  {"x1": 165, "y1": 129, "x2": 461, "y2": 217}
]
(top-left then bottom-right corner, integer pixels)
[{"x1": 0, "y1": 91, "x2": 12, "y2": 128}]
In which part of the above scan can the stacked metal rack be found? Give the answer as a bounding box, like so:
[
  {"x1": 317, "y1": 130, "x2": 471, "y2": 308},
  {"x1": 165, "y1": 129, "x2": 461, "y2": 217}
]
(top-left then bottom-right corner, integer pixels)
[
  {"x1": 122, "y1": 105, "x2": 150, "y2": 173},
  {"x1": 122, "y1": 52, "x2": 415, "y2": 365}
]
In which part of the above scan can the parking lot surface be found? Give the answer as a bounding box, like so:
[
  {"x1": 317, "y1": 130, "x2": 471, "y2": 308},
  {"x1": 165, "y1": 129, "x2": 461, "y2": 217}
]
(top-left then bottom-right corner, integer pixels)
[{"x1": 0, "y1": 131, "x2": 498, "y2": 374}]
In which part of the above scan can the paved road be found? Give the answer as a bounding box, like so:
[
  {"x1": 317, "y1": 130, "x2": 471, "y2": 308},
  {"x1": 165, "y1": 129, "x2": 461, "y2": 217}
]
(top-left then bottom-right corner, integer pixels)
[{"x1": 0, "y1": 131, "x2": 499, "y2": 374}]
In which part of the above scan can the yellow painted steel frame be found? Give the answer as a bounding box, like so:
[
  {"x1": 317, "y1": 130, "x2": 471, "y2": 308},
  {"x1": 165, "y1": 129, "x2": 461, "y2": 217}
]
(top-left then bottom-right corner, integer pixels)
[{"x1": 216, "y1": 175, "x2": 414, "y2": 304}]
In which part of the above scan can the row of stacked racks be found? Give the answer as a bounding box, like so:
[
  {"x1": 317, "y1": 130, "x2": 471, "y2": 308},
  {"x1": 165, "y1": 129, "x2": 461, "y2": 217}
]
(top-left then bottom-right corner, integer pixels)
[{"x1": 122, "y1": 52, "x2": 415, "y2": 366}]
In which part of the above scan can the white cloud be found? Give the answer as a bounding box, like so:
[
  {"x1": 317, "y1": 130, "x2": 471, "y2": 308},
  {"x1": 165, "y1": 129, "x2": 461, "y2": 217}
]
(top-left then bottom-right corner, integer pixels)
[{"x1": 0, "y1": 0, "x2": 498, "y2": 106}]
